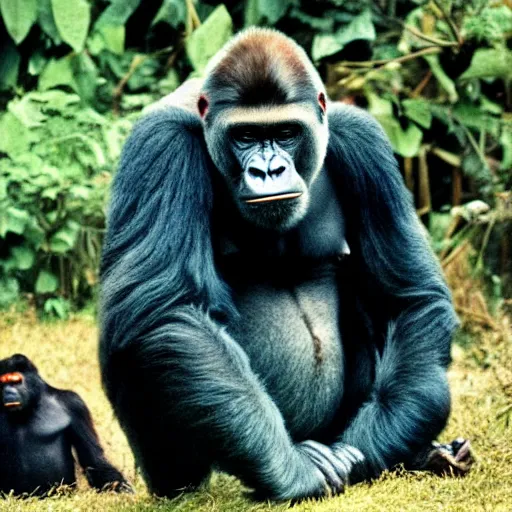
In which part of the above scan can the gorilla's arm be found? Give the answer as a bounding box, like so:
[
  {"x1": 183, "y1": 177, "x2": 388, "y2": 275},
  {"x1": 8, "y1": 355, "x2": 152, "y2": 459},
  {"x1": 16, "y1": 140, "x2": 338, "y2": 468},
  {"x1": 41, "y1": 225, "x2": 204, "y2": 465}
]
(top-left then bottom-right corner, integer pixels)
[
  {"x1": 327, "y1": 104, "x2": 458, "y2": 479},
  {"x1": 100, "y1": 107, "x2": 356, "y2": 500},
  {"x1": 62, "y1": 390, "x2": 132, "y2": 492}
]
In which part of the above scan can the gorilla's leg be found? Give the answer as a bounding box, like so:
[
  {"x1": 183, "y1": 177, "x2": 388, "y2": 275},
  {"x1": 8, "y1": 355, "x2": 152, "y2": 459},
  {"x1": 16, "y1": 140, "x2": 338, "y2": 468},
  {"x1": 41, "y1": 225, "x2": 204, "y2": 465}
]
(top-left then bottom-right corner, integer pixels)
[{"x1": 104, "y1": 306, "x2": 354, "y2": 500}]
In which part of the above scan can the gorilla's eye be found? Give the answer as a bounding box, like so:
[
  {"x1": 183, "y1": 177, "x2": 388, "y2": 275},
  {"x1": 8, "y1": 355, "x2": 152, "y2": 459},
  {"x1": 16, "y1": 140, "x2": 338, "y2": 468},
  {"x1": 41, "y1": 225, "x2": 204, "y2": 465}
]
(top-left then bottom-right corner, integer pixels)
[
  {"x1": 0, "y1": 372, "x2": 23, "y2": 384},
  {"x1": 274, "y1": 125, "x2": 300, "y2": 142},
  {"x1": 233, "y1": 128, "x2": 258, "y2": 143}
]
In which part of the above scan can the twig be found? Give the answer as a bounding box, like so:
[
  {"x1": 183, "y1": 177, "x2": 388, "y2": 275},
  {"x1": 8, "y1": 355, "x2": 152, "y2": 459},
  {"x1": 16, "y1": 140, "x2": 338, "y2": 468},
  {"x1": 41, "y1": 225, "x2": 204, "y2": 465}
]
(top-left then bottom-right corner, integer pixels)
[
  {"x1": 432, "y1": 0, "x2": 463, "y2": 45},
  {"x1": 112, "y1": 45, "x2": 175, "y2": 115},
  {"x1": 402, "y1": 23, "x2": 459, "y2": 47},
  {"x1": 411, "y1": 70, "x2": 433, "y2": 97},
  {"x1": 476, "y1": 216, "x2": 496, "y2": 271},
  {"x1": 441, "y1": 238, "x2": 471, "y2": 268},
  {"x1": 335, "y1": 46, "x2": 442, "y2": 70}
]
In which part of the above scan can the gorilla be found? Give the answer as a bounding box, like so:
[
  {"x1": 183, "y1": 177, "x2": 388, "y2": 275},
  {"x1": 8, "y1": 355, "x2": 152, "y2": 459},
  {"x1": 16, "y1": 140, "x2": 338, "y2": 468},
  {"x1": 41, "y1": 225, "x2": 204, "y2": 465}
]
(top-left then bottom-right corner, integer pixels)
[
  {"x1": 0, "y1": 354, "x2": 132, "y2": 496},
  {"x1": 99, "y1": 28, "x2": 472, "y2": 501}
]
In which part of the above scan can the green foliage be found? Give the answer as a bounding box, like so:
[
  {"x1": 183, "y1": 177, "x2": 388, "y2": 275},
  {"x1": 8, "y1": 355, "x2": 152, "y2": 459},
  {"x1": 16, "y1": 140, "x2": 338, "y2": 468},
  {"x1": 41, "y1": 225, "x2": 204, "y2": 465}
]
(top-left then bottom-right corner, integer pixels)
[
  {"x1": 0, "y1": 90, "x2": 131, "y2": 312},
  {"x1": 0, "y1": 0, "x2": 510, "y2": 309}
]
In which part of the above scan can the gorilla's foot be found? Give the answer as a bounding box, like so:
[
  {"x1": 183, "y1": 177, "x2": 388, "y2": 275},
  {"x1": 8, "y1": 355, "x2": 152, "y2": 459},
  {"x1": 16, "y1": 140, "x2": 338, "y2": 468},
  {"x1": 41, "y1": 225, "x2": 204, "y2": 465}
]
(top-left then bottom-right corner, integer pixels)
[{"x1": 417, "y1": 438, "x2": 474, "y2": 476}]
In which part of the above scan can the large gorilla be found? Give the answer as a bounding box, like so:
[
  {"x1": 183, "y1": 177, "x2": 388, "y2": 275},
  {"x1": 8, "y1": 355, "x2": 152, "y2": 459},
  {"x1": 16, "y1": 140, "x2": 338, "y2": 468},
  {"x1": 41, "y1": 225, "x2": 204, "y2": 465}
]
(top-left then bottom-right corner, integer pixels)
[{"x1": 99, "y1": 28, "x2": 470, "y2": 500}]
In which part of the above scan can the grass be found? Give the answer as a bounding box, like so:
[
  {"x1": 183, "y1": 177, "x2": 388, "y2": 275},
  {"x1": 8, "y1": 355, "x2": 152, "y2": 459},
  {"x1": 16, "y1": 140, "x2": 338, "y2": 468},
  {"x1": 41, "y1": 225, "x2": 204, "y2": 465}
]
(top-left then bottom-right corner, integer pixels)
[{"x1": 0, "y1": 308, "x2": 511, "y2": 512}]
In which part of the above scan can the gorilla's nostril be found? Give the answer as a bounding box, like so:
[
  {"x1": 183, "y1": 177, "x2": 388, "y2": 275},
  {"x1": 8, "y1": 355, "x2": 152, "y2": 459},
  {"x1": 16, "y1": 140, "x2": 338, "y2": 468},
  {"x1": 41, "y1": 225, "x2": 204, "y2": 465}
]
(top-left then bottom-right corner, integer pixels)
[
  {"x1": 269, "y1": 166, "x2": 286, "y2": 177},
  {"x1": 248, "y1": 167, "x2": 266, "y2": 180}
]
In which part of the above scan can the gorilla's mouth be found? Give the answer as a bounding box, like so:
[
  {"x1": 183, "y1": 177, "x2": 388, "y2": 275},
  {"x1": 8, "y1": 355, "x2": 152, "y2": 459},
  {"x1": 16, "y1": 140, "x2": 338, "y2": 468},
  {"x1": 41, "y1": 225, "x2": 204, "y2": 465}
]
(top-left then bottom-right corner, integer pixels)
[
  {"x1": 4, "y1": 402, "x2": 21, "y2": 408},
  {"x1": 244, "y1": 192, "x2": 303, "y2": 204}
]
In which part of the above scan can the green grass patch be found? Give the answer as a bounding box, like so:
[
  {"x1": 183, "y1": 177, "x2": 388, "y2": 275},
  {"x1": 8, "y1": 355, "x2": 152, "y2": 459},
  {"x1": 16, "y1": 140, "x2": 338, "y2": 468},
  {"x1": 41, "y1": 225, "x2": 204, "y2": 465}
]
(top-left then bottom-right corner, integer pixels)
[{"x1": 0, "y1": 311, "x2": 510, "y2": 511}]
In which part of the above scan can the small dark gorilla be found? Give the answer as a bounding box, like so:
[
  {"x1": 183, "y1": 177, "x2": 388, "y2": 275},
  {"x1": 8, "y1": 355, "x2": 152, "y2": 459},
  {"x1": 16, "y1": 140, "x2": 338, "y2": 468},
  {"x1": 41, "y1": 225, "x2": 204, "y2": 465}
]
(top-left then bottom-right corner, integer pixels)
[
  {"x1": 0, "y1": 354, "x2": 132, "y2": 497},
  {"x1": 100, "y1": 28, "x2": 472, "y2": 501}
]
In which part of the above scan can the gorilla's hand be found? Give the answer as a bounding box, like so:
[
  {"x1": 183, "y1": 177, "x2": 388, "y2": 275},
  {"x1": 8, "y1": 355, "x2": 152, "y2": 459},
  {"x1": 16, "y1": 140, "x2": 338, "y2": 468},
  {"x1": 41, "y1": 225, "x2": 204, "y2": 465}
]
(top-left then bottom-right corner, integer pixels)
[{"x1": 297, "y1": 441, "x2": 365, "y2": 497}]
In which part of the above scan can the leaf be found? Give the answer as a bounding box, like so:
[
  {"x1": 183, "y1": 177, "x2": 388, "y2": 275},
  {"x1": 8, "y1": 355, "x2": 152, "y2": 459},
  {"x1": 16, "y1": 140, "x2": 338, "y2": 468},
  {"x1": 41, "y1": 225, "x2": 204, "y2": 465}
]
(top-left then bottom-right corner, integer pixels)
[
  {"x1": 49, "y1": 222, "x2": 79, "y2": 253},
  {"x1": 500, "y1": 128, "x2": 512, "y2": 171},
  {"x1": 312, "y1": 34, "x2": 344, "y2": 62},
  {"x1": 312, "y1": 8, "x2": 375, "y2": 61},
  {"x1": 424, "y1": 54, "x2": 458, "y2": 104},
  {"x1": 0, "y1": 277, "x2": 19, "y2": 308},
  {"x1": 461, "y1": 48, "x2": 512, "y2": 80},
  {"x1": 38, "y1": 0, "x2": 61, "y2": 43},
  {"x1": 43, "y1": 298, "x2": 69, "y2": 319},
  {"x1": 35, "y1": 271, "x2": 59, "y2": 294},
  {"x1": 0, "y1": 207, "x2": 30, "y2": 237},
  {"x1": 10, "y1": 246, "x2": 35, "y2": 270},
  {"x1": 336, "y1": 8, "x2": 375, "y2": 47},
  {"x1": 152, "y1": 0, "x2": 186, "y2": 28},
  {"x1": 51, "y1": 0, "x2": 91, "y2": 52},
  {"x1": 71, "y1": 53, "x2": 99, "y2": 103},
  {"x1": 453, "y1": 103, "x2": 500, "y2": 137},
  {"x1": 8, "y1": 96, "x2": 47, "y2": 128},
  {"x1": 29, "y1": 90, "x2": 80, "y2": 110},
  {"x1": 0, "y1": 0, "x2": 38, "y2": 44},
  {"x1": 23, "y1": 219, "x2": 45, "y2": 250},
  {"x1": 97, "y1": 0, "x2": 140, "y2": 26},
  {"x1": 0, "y1": 40, "x2": 20, "y2": 90},
  {"x1": 186, "y1": 5, "x2": 233, "y2": 73},
  {"x1": 38, "y1": 57, "x2": 78, "y2": 92},
  {"x1": 368, "y1": 94, "x2": 422, "y2": 157},
  {"x1": 402, "y1": 99, "x2": 432, "y2": 129},
  {"x1": 28, "y1": 49, "x2": 47, "y2": 76},
  {"x1": 244, "y1": 0, "x2": 295, "y2": 26},
  {"x1": 0, "y1": 112, "x2": 38, "y2": 158},
  {"x1": 96, "y1": 24, "x2": 125, "y2": 55}
]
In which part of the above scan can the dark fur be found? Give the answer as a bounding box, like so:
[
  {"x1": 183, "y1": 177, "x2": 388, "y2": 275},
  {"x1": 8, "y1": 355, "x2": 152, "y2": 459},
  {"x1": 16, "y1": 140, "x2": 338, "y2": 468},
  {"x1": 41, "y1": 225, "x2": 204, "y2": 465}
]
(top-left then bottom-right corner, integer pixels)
[
  {"x1": 0, "y1": 354, "x2": 131, "y2": 496},
  {"x1": 100, "y1": 29, "x2": 457, "y2": 502}
]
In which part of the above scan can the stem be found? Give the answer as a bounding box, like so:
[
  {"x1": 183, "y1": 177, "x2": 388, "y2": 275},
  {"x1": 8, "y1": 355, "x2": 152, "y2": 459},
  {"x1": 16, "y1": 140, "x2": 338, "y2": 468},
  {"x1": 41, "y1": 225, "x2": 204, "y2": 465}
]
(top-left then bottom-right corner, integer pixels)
[{"x1": 335, "y1": 46, "x2": 441, "y2": 70}]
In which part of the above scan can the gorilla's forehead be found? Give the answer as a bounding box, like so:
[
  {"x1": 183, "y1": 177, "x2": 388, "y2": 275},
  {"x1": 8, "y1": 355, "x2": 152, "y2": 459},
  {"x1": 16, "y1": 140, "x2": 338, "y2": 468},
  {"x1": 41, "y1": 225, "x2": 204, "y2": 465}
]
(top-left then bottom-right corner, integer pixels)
[{"x1": 219, "y1": 103, "x2": 325, "y2": 129}]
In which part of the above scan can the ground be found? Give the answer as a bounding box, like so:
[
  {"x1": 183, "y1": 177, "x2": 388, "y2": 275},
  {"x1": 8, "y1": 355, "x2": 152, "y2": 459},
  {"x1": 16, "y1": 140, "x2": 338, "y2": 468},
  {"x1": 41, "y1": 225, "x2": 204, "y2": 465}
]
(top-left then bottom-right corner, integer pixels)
[{"x1": 0, "y1": 308, "x2": 510, "y2": 512}]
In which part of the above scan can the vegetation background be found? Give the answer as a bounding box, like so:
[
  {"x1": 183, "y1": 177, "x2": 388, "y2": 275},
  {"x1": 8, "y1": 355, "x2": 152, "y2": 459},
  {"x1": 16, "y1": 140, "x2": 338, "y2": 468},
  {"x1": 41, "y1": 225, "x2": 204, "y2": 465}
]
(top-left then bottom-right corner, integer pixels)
[{"x1": 0, "y1": 0, "x2": 511, "y2": 510}]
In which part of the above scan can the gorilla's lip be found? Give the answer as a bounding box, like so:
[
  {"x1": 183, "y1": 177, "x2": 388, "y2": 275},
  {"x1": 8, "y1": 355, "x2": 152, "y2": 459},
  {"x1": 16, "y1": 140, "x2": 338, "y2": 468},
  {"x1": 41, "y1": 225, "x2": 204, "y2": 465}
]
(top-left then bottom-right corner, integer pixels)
[
  {"x1": 244, "y1": 192, "x2": 303, "y2": 204},
  {"x1": 4, "y1": 402, "x2": 21, "y2": 408}
]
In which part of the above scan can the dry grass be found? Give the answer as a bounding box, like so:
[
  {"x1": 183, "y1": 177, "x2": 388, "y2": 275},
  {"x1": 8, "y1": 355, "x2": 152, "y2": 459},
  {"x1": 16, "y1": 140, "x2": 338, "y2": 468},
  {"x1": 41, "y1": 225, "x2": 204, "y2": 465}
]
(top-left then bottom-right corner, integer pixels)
[{"x1": 0, "y1": 307, "x2": 511, "y2": 512}]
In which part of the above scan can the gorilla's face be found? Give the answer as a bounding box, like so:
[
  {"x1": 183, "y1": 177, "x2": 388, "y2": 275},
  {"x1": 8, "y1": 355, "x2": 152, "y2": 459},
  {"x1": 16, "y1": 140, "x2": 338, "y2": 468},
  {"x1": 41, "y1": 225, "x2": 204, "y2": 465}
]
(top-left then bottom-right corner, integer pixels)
[
  {"x1": 1, "y1": 372, "x2": 29, "y2": 412},
  {"x1": 203, "y1": 103, "x2": 329, "y2": 231},
  {"x1": 0, "y1": 355, "x2": 42, "y2": 415}
]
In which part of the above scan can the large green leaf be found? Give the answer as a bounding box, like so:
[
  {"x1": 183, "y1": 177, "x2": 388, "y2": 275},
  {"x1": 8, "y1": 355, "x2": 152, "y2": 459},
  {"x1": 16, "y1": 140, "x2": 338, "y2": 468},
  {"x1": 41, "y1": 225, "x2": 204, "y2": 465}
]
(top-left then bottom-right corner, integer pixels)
[
  {"x1": 0, "y1": 112, "x2": 38, "y2": 157},
  {"x1": 402, "y1": 99, "x2": 432, "y2": 129},
  {"x1": 368, "y1": 94, "x2": 423, "y2": 158},
  {"x1": 461, "y1": 48, "x2": 512, "y2": 80},
  {"x1": 51, "y1": 0, "x2": 91, "y2": 52},
  {"x1": 38, "y1": 0, "x2": 61, "y2": 43},
  {"x1": 35, "y1": 271, "x2": 59, "y2": 294},
  {"x1": 50, "y1": 221, "x2": 80, "y2": 254},
  {"x1": 312, "y1": 8, "x2": 375, "y2": 61},
  {"x1": 186, "y1": 5, "x2": 233, "y2": 73},
  {"x1": 38, "y1": 57, "x2": 78, "y2": 92},
  {"x1": 10, "y1": 246, "x2": 35, "y2": 270},
  {"x1": 0, "y1": 0, "x2": 37, "y2": 44},
  {"x1": 0, "y1": 207, "x2": 30, "y2": 237}
]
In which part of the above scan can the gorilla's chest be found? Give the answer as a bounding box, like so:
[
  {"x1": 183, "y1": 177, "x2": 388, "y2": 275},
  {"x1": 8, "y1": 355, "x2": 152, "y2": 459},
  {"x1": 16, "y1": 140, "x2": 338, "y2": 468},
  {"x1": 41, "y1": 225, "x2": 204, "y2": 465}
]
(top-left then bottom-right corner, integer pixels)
[{"x1": 229, "y1": 272, "x2": 344, "y2": 440}]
